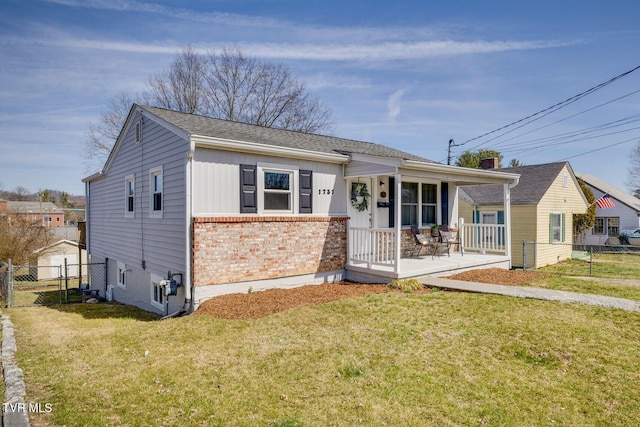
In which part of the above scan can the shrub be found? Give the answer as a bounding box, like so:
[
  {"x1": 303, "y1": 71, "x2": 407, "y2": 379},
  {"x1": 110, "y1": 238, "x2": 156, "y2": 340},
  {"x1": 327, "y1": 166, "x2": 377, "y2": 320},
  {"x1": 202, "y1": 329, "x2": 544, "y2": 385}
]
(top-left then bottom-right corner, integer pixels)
[{"x1": 387, "y1": 278, "x2": 423, "y2": 293}]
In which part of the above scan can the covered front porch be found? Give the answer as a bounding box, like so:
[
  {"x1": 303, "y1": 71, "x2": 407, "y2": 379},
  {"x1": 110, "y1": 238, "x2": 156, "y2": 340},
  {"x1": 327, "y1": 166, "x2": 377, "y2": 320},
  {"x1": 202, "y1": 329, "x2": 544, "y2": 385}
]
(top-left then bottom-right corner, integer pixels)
[
  {"x1": 343, "y1": 154, "x2": 519, "y2": 283},
  {"x1": 346, "y1": 224, "x2": 511, "y2": 283}
]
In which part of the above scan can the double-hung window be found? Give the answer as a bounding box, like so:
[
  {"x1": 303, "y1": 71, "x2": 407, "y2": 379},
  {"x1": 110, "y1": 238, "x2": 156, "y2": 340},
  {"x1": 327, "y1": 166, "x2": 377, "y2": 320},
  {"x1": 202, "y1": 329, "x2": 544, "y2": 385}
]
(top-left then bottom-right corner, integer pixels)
[
  {"x1": 401, "y1": 182, "x2": 418, "y2": 226},
  {"x1": 263, "y1": 169, "x2": 293, "y2": 212},
  {"x1": 421, "y1": 184, "x2": 437, "y2": 225},
  {"x1": 593, "y1": 217, "x2": 605, "y2": 234},
  {"x1": 550, "y1": 212, "x2": 564, "y2": 243},
  {"x1": 125, "y1": 175, "x2": 135, "y2": 218},
  {"x1": 607, "y1": 217, "x2": 619, "y2": 236},
  {"x1": 149, "y1": 166, "x2": 163, "y2": 218},
  {"x1": 401, "y1": 181, "x2": 438, "y2": 227}
]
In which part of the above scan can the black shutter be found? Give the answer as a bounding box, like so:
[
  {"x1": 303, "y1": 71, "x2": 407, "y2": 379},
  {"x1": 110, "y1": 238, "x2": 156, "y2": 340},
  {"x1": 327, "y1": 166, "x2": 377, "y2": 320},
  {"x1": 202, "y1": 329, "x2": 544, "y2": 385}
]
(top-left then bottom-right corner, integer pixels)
[
  {"x1": 240, "y1": 164, "x2": 257, "y2": 213},
  {"x1": 441, "y1": 182, "x2": 449, "y2": 226},
  {"x1": 299, "y1": 170, "x2": 313, "y2": 213},
  {"x1": 388, "y1": 176, "x2": 395, "y2": 228}
]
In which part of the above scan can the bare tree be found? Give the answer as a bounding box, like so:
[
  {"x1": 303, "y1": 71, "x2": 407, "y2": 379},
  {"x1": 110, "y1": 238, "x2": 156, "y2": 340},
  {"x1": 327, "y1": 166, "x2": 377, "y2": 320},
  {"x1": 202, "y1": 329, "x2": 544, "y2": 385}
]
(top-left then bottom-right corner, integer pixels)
[
  {"x1": 84, "y1": 92, "x2": 134, "y2": 172},
  {"x1": 204, "y1": 47, "x2": 333, "y2": 133},
  {"x1": 11, "y1": 186, "x2": 31, "y2": 201},
  {"x1": 84, "y1": 45, "x2": 334, "y2": 171},
  {"x1": 143, "y1": 45, "x2": 208, "y2": 114},
  {"x1": 0, "y1": 213, "x2": 51, "y2": 264},
  {"x1": 625, "y1": 141, "x2": 640, "y2": 196}
]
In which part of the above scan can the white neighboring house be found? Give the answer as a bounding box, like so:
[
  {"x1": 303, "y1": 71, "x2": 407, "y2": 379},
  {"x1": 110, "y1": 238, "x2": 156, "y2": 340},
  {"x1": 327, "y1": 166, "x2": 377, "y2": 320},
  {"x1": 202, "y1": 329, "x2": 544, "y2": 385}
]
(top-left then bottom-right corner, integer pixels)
[
  {"x1": 83, "y1": 104, "x2": 519, "y2": 315},
  {"x1": 575, "y1": 172, "x2": 640, "y2": 245}
]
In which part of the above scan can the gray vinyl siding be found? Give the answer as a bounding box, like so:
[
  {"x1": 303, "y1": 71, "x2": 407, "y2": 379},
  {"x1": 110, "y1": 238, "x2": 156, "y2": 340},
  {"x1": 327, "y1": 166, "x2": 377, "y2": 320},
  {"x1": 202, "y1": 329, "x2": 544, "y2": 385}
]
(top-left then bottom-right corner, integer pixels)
[
  {"x1": 192, "y1": 148, "x2": 347, "y2": 215},
  {"x1": 87, "y1": 111, "x2": 189, "y2": 313}
]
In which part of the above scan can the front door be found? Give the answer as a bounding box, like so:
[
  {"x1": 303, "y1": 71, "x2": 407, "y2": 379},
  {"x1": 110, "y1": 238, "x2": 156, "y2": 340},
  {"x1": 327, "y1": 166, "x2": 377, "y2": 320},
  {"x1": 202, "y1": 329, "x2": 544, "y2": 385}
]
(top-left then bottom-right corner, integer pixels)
[{"x1": 348, "y1": 178, "x2": 373, "y2": 228}]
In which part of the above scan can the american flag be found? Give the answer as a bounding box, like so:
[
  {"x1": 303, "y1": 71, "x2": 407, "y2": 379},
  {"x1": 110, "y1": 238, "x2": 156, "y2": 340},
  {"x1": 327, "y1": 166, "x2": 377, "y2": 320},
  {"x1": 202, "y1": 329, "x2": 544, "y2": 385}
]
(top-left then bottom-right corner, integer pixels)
[{"x1": 595, "y1": 194, "x2": 615, "y2": 209}]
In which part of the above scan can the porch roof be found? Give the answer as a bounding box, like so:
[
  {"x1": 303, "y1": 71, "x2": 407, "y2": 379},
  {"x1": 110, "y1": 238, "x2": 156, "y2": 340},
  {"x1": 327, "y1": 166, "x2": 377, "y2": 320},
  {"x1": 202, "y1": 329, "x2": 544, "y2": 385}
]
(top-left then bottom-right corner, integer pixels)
[{"x1": 345, "y1": 153, "x2": 520, "y2": 186}]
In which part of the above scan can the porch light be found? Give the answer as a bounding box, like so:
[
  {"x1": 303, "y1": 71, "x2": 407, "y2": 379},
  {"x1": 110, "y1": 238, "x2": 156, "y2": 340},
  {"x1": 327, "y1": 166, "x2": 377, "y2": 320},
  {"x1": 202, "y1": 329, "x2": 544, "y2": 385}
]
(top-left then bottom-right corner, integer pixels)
[{"x1": 379, "y1": 180, "x2": 385, "y2": 187}]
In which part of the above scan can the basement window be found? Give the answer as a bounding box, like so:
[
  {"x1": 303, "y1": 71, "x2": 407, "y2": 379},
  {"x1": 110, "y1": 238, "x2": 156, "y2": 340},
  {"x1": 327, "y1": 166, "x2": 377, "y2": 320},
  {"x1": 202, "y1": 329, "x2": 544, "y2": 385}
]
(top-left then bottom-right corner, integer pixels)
[
  {"x1": 150, "y1": 274, "x2": 164, "y2": 308},
  {"x1": 117, "y1": 261, "x2": 127, "y2": 289}
]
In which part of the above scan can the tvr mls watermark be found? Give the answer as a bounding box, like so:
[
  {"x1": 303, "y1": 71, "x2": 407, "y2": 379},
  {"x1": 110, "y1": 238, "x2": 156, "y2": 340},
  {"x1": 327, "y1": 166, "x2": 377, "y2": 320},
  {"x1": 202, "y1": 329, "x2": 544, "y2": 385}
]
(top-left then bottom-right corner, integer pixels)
[{"x1": 3, "y1": 402, "x2": 53, "y2": 413}]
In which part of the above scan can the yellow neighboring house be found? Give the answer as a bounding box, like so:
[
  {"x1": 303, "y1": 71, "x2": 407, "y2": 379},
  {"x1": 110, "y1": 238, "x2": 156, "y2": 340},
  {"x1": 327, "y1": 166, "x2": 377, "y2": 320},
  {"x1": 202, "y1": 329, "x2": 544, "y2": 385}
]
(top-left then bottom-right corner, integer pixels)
[{"x1": 459, "y1": 162, "x2": 589, "y2": 269}]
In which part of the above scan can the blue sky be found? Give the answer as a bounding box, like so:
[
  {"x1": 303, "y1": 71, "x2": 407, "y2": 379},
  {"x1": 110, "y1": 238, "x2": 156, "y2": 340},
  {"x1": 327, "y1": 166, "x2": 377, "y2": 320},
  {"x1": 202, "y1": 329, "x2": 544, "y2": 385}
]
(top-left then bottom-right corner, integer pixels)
[{"x1": 1, "y1": 0, "x2": 639, "y2": 196}]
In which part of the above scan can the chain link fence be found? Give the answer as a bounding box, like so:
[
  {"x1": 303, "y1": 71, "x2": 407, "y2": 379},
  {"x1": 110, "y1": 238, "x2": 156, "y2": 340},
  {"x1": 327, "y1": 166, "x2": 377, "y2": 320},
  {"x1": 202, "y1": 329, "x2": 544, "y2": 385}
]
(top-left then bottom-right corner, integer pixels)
[
  {"x1": 521, "y1": 241, "x2": 640, "y2": 277},
  {"x1": 0, "y1": 260, "x2": 107, "y2": 307}
]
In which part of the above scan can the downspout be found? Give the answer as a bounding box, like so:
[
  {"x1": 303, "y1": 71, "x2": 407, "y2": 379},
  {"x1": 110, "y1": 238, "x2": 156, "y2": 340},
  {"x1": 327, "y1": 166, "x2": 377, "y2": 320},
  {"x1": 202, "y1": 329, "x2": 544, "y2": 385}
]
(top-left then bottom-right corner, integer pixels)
[
  {"x1": 85, "y1": 180, "x2": 90, "y2": 258},
  {"x1": 184, "y1": 140, "x2": 195, "y2": 312}
]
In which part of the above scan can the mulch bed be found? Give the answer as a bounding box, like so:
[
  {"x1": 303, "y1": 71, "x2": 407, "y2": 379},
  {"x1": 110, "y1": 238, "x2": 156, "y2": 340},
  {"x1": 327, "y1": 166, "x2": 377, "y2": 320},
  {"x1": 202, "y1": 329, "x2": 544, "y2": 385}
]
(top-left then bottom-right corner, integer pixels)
[{"x1": 195, "y1": 268, "x2": 545, "y2": 319}]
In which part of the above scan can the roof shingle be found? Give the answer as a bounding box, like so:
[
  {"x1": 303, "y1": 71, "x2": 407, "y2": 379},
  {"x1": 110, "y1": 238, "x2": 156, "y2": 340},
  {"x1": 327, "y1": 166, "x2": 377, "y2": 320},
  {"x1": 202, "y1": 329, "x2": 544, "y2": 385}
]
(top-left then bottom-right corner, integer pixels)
[{"x1": 140, "y1": 105, "x2": 434, "y2": 162}]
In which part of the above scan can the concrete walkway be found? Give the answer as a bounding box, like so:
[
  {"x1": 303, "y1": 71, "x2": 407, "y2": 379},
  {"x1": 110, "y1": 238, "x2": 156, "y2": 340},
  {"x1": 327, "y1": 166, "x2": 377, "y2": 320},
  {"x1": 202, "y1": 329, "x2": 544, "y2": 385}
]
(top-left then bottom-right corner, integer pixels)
[{"x1": 419, "y1": 276, "x2": 640, "y2": 312}]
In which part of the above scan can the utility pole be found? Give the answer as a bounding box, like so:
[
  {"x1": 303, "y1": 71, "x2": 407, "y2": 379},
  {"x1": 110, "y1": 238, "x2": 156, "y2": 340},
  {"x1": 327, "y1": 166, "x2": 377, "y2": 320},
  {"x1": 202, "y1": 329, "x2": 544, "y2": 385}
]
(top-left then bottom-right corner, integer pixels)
[{"x1": 447, "y1": 139, "x2": 461, "y2": 165}]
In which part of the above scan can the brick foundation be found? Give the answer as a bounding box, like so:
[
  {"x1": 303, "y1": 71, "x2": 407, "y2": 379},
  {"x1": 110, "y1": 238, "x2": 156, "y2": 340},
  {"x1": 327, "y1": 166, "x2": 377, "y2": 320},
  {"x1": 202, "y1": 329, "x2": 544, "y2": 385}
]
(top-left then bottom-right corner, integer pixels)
[{"x1": 192, "y1": 216, "x2": 348, "y2": 286}]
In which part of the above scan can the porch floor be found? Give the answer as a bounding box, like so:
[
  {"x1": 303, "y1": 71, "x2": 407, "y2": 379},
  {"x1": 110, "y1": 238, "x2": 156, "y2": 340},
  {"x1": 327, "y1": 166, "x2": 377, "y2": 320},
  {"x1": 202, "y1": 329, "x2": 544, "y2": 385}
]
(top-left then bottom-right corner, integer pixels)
[{"x1": 345, "y1": 252, "x2": 511, "y2": 284}]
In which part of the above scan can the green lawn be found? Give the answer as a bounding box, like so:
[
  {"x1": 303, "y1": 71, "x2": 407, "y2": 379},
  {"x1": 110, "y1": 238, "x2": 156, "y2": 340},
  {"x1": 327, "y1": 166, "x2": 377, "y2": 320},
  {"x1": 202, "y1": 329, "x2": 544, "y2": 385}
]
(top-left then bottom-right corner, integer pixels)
[
  {"x1": 529, "y1": 254, "x2": 640, "y2": 300},
  {"x1": 8, "y1": 292, "x2": 640, "y2": 426}
]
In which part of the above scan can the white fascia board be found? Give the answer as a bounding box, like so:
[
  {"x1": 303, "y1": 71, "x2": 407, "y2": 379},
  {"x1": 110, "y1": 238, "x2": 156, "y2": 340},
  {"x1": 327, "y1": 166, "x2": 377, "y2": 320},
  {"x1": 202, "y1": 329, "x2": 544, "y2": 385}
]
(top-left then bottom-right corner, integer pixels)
[
  {"x1": 193, "y1": 135, "x2": 350, "y2": 164},
  {"x1": 82, "y1": 171, "x2": 105, "y2": 183},
  {"x1": 102, "y1": 105, "x2": 191, "y2": 175},
  {"x1": 403, "y1": 160, "x2": 520, "y2": 186},
  {"x1": 347, "y1": 153, "x2": 406, "y2": 167}
]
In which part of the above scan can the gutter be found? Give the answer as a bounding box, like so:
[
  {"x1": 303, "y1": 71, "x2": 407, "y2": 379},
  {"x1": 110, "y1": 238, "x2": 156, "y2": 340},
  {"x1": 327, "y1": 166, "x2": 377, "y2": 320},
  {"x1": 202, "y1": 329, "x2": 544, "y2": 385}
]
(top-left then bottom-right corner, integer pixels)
[{"x1": 193, "y1": 135, "x2": 349, "y2": 164}]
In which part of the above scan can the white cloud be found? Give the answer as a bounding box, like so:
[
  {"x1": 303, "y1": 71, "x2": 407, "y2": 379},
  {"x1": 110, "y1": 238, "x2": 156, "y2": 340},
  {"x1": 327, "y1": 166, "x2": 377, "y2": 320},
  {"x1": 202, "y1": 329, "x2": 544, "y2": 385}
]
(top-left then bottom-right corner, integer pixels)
[
  {"x1": 244, "y1": 39, "x2": 577, "y2": 61},
  {"x1": 387, "y1": 89, "x2": 406, "y2": 123}
]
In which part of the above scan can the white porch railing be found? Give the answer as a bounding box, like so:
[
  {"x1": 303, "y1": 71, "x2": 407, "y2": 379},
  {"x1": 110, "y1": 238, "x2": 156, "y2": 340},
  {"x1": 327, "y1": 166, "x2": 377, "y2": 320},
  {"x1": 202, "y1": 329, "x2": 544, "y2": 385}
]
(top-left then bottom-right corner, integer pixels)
[
  {"x1": 461, "y1": 223, "x2": 507, "y2": 255},
  {"x1": 348, "y1": 227, "x2": 396, "y2": 268}
]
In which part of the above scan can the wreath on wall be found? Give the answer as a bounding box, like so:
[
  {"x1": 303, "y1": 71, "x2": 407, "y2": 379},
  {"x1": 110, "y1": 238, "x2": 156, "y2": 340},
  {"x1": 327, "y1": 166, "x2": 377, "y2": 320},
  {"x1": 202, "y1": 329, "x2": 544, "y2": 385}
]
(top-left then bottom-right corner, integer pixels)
[{"x1": 350, "y1": 182, "x2": 371, "y2": 212}]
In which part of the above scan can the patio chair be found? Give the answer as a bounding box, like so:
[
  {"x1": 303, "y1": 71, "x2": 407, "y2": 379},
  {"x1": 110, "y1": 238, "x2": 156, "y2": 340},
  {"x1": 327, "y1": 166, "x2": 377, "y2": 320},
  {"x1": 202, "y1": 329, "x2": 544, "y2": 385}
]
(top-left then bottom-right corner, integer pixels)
[
  {"x1": 440, "y1": 229, "x2": 462, "y2": 256},
  {"x1": 410, "y1": 225, "x2": 431, "y2": 258}
]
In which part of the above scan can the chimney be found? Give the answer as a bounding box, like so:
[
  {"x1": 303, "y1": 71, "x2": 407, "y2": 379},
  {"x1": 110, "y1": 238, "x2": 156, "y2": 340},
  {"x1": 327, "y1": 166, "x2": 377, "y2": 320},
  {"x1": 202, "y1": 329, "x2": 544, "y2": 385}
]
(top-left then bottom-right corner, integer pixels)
[{"x1": 480, "y1": 157, "x2": 499, "y2": 170}]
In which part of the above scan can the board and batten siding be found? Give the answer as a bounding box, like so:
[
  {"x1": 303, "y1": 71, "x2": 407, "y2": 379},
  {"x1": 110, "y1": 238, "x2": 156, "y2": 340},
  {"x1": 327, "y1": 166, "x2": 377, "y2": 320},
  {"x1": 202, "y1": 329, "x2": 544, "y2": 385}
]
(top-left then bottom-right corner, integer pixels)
[
  {"x1": 87, "y1": 111, "x2": 189, "y2": 313},
  {"x1": 192, "y1": 148, "x2": 346, "y2": 216}
]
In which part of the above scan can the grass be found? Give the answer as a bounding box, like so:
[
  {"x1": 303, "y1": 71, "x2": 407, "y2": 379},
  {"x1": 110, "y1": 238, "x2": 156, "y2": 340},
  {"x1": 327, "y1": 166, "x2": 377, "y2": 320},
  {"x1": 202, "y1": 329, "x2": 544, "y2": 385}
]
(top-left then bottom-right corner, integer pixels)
[
  {"x1": 539, "y1": 253, "x2": 640, "y2": 279},
  {"x1": 7, "y1": 293, "x2": 640, "y2": 426},
  {"x1": 12, "y1": 286, "x2": 83, "y2": 306},
  {"x1": 528, "y1": 254, "x2": 640, "y2": 300}
]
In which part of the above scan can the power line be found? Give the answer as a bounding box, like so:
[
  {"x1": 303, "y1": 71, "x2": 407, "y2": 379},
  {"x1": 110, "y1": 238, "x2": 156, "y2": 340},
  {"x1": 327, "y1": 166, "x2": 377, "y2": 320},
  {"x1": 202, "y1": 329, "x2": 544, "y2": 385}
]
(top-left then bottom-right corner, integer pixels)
[
  {"x1": 489, "y1": 113, "x2": 640, "y2": 153},
  {"x1": 559, "y1": 136, "x2": 639, "y2": 161},
  {"x1": 467, "y1": 88, "x2": 640, "y2": 152},
  {"x1": 459, "y1": 64, "x2": 640, "y2": 148}
]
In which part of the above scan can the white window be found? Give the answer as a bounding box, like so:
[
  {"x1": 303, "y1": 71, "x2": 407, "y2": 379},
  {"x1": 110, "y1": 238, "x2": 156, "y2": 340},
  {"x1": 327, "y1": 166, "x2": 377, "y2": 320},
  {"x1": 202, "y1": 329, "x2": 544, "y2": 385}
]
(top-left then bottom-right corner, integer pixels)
[
  {"x1": 125, "y1": 175, "x2": 135, "y2": 218},
  {"x1": 257, "y1": 164, "x2": 297, "y2": 214},
  {"x1": 551, "y1": 212, "x2": 564, "y2": 243},
  {"x1": 480, "y1": 212, "x2": 498, "y2": 224},
  {"x1": 264, "y1": 170, "x2": 292, "y2": 211},
  {"x1": 401, "y1": 182, "x2": 418, "y2": 226},
  {"x1": 150, "y1": 274, "x2": 164, "y2": 308},
  {"x1": 401, "y1": 181, "x2": 439, "y2": 227},
  {"x1": 117, "y1": 261, "x2": 127, "y2": 289},
  {"x1": 149, "y1": 166, "x2": 163, "y2": 218}
]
